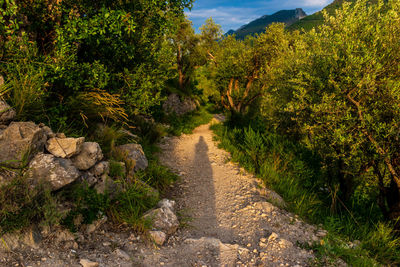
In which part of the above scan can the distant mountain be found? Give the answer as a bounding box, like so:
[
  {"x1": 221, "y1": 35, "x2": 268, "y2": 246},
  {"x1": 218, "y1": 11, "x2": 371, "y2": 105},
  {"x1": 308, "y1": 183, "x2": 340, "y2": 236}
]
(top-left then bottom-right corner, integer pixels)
[
  {"x1": 227, "y1": 8, "x2": 307, "y2": 39},
  {"x1": 225, "y1": 29, "x2": 235, "y2": 36},
  {"x1": 287, "y1": 0, "x2": 357, "y2": 31}
]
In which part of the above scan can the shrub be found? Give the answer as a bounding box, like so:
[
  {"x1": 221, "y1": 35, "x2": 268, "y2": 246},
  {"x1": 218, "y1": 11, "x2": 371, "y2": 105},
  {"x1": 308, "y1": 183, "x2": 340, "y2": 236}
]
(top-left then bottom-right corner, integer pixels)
[
  {"x1": 0, "y1": 175, "x2": 60, "y2": 234},
  {"x1": 211, "y1": 122, "x2": 400, "y2": 265}
]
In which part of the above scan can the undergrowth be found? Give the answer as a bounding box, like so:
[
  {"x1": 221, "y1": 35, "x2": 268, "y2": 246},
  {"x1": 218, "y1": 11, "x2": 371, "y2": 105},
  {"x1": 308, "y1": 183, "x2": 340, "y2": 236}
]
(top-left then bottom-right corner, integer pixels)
[
  {"x1": 162, "y1": 104, "x2": 214, "y2": 136},
  {"x1": 0, "y1": 175, "x2": 59, "y2": 234},
  {"x1": 211, "y1": 122, "x2": 400, "y2": 266}
]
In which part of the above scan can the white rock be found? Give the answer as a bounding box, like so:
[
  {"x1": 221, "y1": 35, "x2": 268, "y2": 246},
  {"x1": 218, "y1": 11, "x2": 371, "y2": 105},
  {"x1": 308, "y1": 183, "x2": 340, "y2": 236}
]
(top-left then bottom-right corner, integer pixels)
[
  {"x1": 149, "y1": 231, "x2": 167, "y2": 245},
  {"x1": 46, "y1": 137, "x2": 84, "y2": 158},
  {"x1": 157, "y1": 199, "x2": 176, "y2": 212},
  {"x1": 27, "y1": 153, "x2": 80, "y2": 190},
  {"x1": 79, "y1": 259, "x2": 99, "y2": 267},
  {"x1": 143, "y1": 206, "x2": 179, "y2": 235}
]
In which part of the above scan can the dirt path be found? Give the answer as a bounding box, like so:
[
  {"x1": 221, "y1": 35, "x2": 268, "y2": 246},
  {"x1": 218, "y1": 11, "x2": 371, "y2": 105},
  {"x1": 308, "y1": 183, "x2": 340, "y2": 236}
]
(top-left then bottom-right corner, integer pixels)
[
  {"x1": 0, "y1": 119, "x2": 327, "y2": 267},
  {"x1": 136, "y1": 119, "x2": 326, "y2": 267}
]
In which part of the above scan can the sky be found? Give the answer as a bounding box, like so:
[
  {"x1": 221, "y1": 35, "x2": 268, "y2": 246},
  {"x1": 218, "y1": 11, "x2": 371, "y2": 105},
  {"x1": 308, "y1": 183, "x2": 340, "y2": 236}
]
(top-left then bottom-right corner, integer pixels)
[{"x1": 186, "y1": 0, "x2": 334, "y2": 33}]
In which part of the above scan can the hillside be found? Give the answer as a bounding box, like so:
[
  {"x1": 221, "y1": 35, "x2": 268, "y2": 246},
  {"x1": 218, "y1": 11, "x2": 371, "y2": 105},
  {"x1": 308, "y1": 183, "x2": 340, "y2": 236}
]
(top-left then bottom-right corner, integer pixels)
[
  {"x1": 288, "y1": 0, "x2": 356, "y2": 31},
  {"x1": 227, "y1": 8, "x2": 306, "y2": 39}
]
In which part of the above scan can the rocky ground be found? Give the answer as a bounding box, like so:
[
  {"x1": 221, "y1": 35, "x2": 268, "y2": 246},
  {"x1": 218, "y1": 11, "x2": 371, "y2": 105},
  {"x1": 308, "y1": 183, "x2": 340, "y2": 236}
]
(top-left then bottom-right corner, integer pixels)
[
  {"x1": 0, "y1": 118, "x2": 331, "y2": 267},
  {"x1": 136, "y1": 119, "x2": 328, "y2": 267}
]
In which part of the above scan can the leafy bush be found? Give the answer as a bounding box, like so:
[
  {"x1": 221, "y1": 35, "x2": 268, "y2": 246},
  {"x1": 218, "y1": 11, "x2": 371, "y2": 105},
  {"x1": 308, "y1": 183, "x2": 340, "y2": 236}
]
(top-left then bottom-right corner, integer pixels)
[{"x1": 211, "y1": 122, "x2": 400, "y2": 265}]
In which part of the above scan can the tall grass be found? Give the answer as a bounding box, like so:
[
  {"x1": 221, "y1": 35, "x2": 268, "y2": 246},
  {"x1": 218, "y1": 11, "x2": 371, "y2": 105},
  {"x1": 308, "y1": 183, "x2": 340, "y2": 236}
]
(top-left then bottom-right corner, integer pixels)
[
  {"x1": 2, "y1": 62, "x2": 47, "y2": 121},
  {"x1": 163, "y1": 105, "x2": 214, "y2": 136},
  {"x1": 211, "y1": 122, "x2": 400, "y2": 266},
  {"x1": 0, "y1": 175, "x2": 60, "y2": 234}
]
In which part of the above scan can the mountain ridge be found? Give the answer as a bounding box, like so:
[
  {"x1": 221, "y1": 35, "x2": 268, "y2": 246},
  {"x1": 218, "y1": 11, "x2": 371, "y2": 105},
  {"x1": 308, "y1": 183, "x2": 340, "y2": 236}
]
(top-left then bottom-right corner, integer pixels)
[
  {"x1": 226, "y1": 8, "x2": 307, "y2": 39},
  {"x1": 288, "y1": 0, "x2": 358, "y2": 31}
]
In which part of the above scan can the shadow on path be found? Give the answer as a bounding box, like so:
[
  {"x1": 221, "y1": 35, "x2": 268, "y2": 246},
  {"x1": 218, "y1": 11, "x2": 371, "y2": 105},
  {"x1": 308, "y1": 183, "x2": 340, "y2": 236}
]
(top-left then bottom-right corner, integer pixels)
[{"x1": 190, "y1": 136, "x2": 219, "y2": 237}]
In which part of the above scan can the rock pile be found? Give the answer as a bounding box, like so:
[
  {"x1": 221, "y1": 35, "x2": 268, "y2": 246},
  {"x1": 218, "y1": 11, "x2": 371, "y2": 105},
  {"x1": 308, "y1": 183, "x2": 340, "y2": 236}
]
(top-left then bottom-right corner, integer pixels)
[
  {"x1": 0, "y1": 98, "x2": 155, "y2": 252},
  {"x1": 0, "y1": 99, "x2": 148, "y2": 191}
]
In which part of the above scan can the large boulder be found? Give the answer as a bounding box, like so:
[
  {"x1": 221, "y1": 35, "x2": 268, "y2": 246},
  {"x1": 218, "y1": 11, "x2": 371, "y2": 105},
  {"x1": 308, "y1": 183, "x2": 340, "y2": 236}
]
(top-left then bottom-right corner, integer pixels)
[
  {"x1": 116, "y1": 144, "x2": 148, "y2": 171},
  {"x1": 143, "y1": 199, "x2": 179, "y2": 235},
  {"x1": 162, "y1": 93, "x2": 197, "y2": 116},
  {"x1": 0, "y1": 99, "x2": 16, "y2": 124},
  {"x1": 27, "y1": 153, "x2": 80, "y2": 190},
  {"x1": 46, "y1": 137, "x2": 85, "y2": 158},
  {"x1": 0, "y1": 122, "x2": 47, "y2": 168},
  {"x1": 71, "y1": 142, "x2": 103, "y2": 170}
]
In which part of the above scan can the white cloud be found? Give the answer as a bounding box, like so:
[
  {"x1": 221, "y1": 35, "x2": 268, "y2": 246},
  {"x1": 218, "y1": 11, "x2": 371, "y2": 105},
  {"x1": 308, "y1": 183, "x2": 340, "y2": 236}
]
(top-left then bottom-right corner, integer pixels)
[
  {"x1": 186, "y1": 7, "x2": 261, "y2": 30},
  {"x1": 302, "y1": 0, "x2": 331, "y2": 7}
]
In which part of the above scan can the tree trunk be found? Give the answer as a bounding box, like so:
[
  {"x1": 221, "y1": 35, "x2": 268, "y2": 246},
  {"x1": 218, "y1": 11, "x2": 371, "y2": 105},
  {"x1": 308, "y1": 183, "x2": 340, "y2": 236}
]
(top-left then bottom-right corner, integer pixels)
[{"x1": 177, "y1": 44, "x2": 185, "y2": 91}]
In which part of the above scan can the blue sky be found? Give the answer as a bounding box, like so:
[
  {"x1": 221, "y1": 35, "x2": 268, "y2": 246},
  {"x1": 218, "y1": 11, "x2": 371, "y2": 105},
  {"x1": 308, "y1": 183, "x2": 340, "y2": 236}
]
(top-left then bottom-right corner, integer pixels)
[{"x1": 186, "y1": 0, "x2": 334, "y2": 32}]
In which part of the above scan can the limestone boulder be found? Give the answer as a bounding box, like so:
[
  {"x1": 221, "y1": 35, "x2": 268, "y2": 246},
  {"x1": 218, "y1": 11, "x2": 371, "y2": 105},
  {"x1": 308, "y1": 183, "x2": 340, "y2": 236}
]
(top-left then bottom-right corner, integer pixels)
[
  {"x1": 157, "y1": 199, "x2": 176, "y2": 212},
  {"x1": 0, "y1": 122, "x2": 47, "y2": 168},
  {"x1": 162, "y1": 93, "x2": 197, "y2": 116},
  {"x1": 27, "y1": 153, "x2": 80, "y2": 190},
  {"x1": 0, "y1": 99, "x2": 16, "y2": 124},
  {"x1": 116, "y1": 143, "x2": 148, "y2": 171},
  {"x1": 71, "y1": 142, "x2": 103, "y2": 170},
  {"x1": 46, "y1": 137, "x2": 85, "y2": 158},
  {"x1": 143, "y1": 199, "x2": 179, "y2": 235}
]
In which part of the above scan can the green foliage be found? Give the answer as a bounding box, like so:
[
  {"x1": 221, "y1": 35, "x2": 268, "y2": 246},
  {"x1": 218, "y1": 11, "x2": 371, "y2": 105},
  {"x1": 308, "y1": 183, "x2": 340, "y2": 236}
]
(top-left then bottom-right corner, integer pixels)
[
  {"x1": 0, "y1": 175, "x2": 60, "y2": 234},
  {"x1": 0, "y1": 0, "x2": 193, "y2": 133},
  {"x1": 275, "y1": 0, "x2": 400, "y2": 221},
  {"x1": 60, "y1": 183, "x2": 110, "y2": 232},
  {"x1": 164, "y1": 105, "x2": 214, "y2": 136},
  {"x1": 108, "y1": 180, "x2": 158, "y2": 232},
  {"x1": 206, "y1": 24, "x2": 291, "y2": 114},
  {"x1": 211, "y1": 122, "x2": 400, "y2": 265},
  {"x1": 136, "y1": 160, "x2": 179, "y2": 192}
]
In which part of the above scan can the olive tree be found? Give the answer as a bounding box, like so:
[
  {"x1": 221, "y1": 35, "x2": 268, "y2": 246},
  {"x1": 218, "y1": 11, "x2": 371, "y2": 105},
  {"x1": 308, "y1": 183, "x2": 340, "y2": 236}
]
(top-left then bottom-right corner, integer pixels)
[
  {"x1": 283, "y1": 0, "x2": 400, "y2": 219},
  {"x1": 214, "y1": 24, "x2": 289, "y2": 114}
]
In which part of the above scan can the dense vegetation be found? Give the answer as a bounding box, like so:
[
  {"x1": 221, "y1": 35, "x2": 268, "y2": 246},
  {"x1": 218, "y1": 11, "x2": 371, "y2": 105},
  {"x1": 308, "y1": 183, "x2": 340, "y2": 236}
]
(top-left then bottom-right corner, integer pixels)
[
  {"x1": 206, "y1": 0, "x2": 400, "y2": 265},
  {"x1": 1, "y1": 0, "x2": 400, "y2": 265}
]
